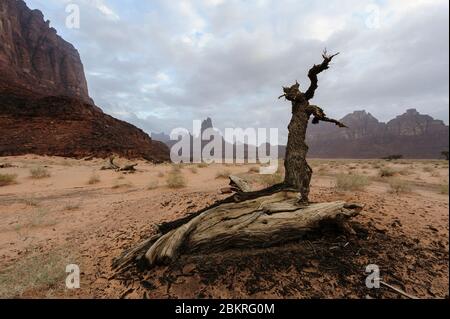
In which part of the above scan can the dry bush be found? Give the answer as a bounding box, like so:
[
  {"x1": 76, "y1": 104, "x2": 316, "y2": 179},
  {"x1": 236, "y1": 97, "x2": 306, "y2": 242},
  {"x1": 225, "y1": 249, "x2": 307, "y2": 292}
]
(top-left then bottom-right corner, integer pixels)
[
  {"x1": 388, "y1": 179, "x2": 412, "y2": 194},
  {"x1": 112, "y1": 180, "x2": 133, "y2": 189},
  {"x1": 189, "y1": 167, "x2": 198, "y2": 174},
  {"x1": 0, "y1": 173, "x2": 17, "y2": 187},
  {"x1": 87, "y1": 174, "x2": 101, "y2": 185},
  {"x1": 147, "y1": 180, "x2": 159, "y2": 190},
  {"x1": 335, "y1": 174, "x2": 370, "y2": 191},
  {"x1": 215, "y1": 169, "x2": 231, "y2": 179},
  {"x1": 197, "y1": 162, "x2": 209, "y2": 168},
  {"x1": 171, "y1": 164, "x2": 183, "y2": 172},
  {"x1": 317, "y1": 166, "x2": 329, "y2": 175},
  {"x1": 23, "y1": 198, "x2": 39, "y2": 207},
  {"x1": 398, "y1": 168, "x2": 412, "y2": 176},
  {"x1": 248, "y1": 166, "x2": 260, "y2": 174},
  {"x1": 431, "y1": 171, "x2": 441, "y2": 178},
  {"x1": 64, "y1": 202, "x2": 81, "y2": 211},
  {"x1": 439, "y1": 184, "x2": 449, "y2": 195},
  {"x1": 0, "y1": 248, "x2": 74, "y2": 298},
  {"x1": 30, "y1": 167, "x2": 51, "y2": 179},
  {"x1": 157, "y1": 171, "x2": 165, "y2": 178},
  {"x1": 379, "y1": 167, "x2": 397, "y2": 177},
  {"x1": 423, "y1": 166, "x2": 434, "y2": 173},
  {"x1": 166, "y1": 171, "x2": 187, "y2": 189}
]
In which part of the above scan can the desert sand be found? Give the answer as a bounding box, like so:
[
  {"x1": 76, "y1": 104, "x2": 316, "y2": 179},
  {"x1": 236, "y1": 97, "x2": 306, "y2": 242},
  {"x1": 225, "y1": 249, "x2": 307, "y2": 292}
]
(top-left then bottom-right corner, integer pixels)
[{"x1": 0, "y1": 156, "x2": 448, "y2": 299}]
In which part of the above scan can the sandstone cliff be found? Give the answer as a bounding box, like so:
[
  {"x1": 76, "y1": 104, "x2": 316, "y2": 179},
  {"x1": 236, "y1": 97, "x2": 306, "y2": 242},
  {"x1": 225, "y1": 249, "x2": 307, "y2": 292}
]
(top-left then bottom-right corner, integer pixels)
[
  {"x1": 0, "y1": 0, "x2": 91, "y2": 103},
  {"x1": 0, "y1": 0, "x2": 170, "y2": 161}
]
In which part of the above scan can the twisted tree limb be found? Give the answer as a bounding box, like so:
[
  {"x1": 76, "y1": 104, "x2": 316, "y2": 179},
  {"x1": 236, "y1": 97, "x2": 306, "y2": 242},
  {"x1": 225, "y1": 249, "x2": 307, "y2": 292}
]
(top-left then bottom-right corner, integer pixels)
[{"x1": 304, "y1": 49, "x2": 340, "y2": 100}]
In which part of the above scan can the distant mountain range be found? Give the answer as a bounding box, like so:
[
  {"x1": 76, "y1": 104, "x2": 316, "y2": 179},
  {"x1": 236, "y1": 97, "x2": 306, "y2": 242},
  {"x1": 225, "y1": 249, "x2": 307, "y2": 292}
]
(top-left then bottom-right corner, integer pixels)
[{"x1": 153, "y1": 109, "x2": 449, "y2": 159}]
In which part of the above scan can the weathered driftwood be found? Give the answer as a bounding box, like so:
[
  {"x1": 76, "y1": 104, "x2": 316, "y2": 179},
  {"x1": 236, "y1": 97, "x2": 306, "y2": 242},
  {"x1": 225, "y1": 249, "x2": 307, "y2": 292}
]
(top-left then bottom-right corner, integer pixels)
[
  {"x1": 142, "y1": 192, "x2": 362, "y2": 267},
  {"x1": 229, "y1": 175, "x2": 253, "y2": 193},
  {"x1": 101, "y1": 157, "x2": 137, "y2": 172}
]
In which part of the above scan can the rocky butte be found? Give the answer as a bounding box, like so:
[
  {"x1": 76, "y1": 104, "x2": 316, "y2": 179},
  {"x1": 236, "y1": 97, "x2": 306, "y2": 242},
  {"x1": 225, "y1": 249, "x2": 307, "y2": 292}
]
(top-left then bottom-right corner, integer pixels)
[{"x1": 0, "y1": 0, "x2": 169, "y2": 161}]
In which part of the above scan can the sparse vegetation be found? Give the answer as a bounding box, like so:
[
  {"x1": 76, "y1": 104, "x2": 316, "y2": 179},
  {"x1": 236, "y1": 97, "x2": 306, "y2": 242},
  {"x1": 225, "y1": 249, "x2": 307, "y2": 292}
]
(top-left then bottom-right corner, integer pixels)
[
  {"x1": 112, "y1": 183, "x2": 133, "y2": 189},
  {"x1": 439, "y1": 184, "x2": 449, "y2": 195},
  {"x1": 147, "y1": 180, "x2": 160, "y2": 190},
  {"x1": 87, "y1": 174, "x2": 101, "y2": 185},
  {"x1": 23, "y1": 198, "x2": 39, "y2": 207},
  {"x1": 423, "y1": 166, "x2": 434, "y2": 173},
  {"x1": 166, "y1": 170, "x2": 187, "y2": 189},
  {"x1": 189, "y1": 167, "x2": 198, "y2": 174},
  {"x1": 64, "y1": 202, "x2": 81, "y2": 211},
  {"x1": 0, "y1": 173, "x2": 17, "y2": 187},
  {"x1": 335, "y1": 174, "x2": 370, "y2": 191},
  {"x1": 248, "y1": 166, "x2": 260, "y2": 174},
  {"x1": 215, "y1": 169, "x2": 231, "y2": 179},
  {"x1": 379, "y1": 167, "x2": 397, "y2": 177},
  {"x1": 388, "y1": 179, "x2": 412, "y2": 194},
  {"x1": 30, "y1": 167, "x2": 51, "y2": 179},
  {"x1": 197, "y1": 162, "x2": 209, "y2": 168},
  {"x1": 171, "y1": 164, "x2": 183, "y2": 172},
  {"x1": 0, "y1": 248, "x2": 74, "y2": 298}
]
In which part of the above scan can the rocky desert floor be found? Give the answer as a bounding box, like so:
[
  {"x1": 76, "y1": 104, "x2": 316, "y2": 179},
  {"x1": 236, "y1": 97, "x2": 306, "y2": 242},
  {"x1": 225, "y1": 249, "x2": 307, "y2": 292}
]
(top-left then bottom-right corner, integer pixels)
[{"x1": 0, "y1": 156, "x2": 448, "y2": 299}]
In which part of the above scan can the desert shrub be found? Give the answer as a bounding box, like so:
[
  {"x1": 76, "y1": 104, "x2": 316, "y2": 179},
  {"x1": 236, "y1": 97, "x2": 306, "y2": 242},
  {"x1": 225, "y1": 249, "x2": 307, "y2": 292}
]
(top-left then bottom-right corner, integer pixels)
[
  {"x1": 215, "y1": 169, "x2": 231, "y2": 179},
  {"x1": 335, "y1": 174, "x2": 370, "y2": 191},
  {"x1": 171, "y1": 164, "x2": 183, "y2": 172},
  {"x1": 439, "y1": 184, "x2": 449, "y2": 195},
  {"x1": 166, "y1": 171, "x2": 186, "y2": 189},
  {"x1": 30, "y1": 167, "x2": 51, "y2": 179},
  {"x1": 197, "y1": 162, "x2": 209, "y2": 168},
  {"x1": 398, "y1": 168, "x2": 412, "y2": 176},
  {"x1": 388, "y1": 179, "x2": 412, "y2": 194},
  {"x1": 23, "y1": 198, "x2": 39, "y2": 207},
  {"x1": 147, "y1": 180, "x2": 159, "y2": 190},
  {"x1": 189, "y1": 167, "x2": 198, "y2": 174},
  {"x1": 0, "y1": 173, "x2": 17, "y2": 187},
  {"x1": 111, "y1": 180, "x2": 133, "y2": 189},
  {"x1": 248, "y1": 166, "x2": 260, "y2": 174},
  {"x1": 423, "y1": 166, "x2": 434, "y2": 173},
  {"x1": 431, "y1": 172, "x2": 441, "y2": 178},
  {"x1": 87, "y1": 174, "x2": 101, "y2": 185},
  {"x1": 64, "y1": 202, "x2": 81, "y2": 211},
  {"x1": 157, "y1": 171, "x2": 165, "y2": 178},
  {"x1": 379, "y1": 167, "x2": 397, "y2": 177}
]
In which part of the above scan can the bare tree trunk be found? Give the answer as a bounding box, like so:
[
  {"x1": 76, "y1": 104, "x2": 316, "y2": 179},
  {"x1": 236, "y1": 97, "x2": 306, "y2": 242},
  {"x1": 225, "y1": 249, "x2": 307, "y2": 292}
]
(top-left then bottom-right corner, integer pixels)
[
  {"x1": 280, "y1": 50, "x2": 345, "y2": 204},
  {"x1": 284, "y1": 99, "x2": 313, "y2": 203}
]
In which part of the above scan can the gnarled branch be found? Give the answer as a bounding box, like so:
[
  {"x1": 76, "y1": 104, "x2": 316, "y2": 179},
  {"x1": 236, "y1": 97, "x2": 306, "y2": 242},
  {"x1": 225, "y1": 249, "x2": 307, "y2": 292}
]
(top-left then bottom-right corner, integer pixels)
[
  {"x1": 307, "y1": 105, "x2": 347, "y2": 128},
  {"x1": 304, "y1": 49, "x2": 340, "y2": 101}
]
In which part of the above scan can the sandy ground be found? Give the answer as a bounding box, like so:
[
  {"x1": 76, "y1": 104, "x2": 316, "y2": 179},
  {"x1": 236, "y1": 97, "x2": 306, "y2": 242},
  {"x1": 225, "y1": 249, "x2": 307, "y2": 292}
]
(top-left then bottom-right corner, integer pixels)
[{"x1": 0, "y1": 156, "x2": 448, "y2": 299}]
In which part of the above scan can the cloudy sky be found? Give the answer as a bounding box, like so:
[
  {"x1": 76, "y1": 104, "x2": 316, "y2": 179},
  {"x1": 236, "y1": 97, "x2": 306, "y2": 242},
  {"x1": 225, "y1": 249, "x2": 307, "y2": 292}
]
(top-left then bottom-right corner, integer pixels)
[{"x1": 26, "y1": 0, "x2": 449, "y2": 143}]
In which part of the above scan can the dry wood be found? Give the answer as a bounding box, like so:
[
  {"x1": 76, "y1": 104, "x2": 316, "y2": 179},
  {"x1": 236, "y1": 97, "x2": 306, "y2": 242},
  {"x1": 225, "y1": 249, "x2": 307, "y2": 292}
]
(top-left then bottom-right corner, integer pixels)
[
  {"x1": 229, "y1": 175, "x2": 253, "y2": 193},
  {"x1": 380, "y1": 281, "x2": 419, "y2": 299},
  {"x1": 144, "y1": 192, "x2": 363, "y2": 267}
]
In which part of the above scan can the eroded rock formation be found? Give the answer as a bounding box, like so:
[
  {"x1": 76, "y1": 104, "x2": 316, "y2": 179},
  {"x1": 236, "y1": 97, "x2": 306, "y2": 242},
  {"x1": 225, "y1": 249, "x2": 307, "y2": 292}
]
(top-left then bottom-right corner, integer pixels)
[{"x1": 0, "y1": 0, "x2": 170, "y2": 161}]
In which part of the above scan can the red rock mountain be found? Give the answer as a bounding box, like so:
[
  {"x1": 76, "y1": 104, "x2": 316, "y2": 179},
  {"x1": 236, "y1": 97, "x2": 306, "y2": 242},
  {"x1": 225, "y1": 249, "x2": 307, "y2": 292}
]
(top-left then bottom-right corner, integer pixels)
[
  {"x1": 306, "y1": 109, "x2": 449, "y2": 159},
  {"x1": 0, "y1": 0, "x2": 169, "y2": 161}
]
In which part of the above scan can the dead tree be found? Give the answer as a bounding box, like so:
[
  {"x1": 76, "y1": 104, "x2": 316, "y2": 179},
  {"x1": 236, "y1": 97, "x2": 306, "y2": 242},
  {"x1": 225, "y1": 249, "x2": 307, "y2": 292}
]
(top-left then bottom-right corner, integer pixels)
[
  {"x1": 279, "y1": 49, "x2": 347, "y2": 204},
  {"x1": 112, "y1": 50, "x2": 356, "y2": 270}
]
